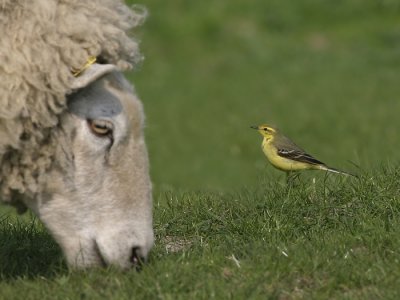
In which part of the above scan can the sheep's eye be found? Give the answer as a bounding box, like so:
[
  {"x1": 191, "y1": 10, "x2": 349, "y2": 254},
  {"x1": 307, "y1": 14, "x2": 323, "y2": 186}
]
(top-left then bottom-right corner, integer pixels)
[{"x1": 88, "y1": 119, "x2": 113, "y2": 137}]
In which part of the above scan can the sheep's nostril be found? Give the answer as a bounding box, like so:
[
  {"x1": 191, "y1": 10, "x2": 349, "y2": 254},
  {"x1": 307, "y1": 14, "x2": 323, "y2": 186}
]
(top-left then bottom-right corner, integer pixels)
[{"x1": 131, "y1": 246, "x2": 145, "y2": 269}]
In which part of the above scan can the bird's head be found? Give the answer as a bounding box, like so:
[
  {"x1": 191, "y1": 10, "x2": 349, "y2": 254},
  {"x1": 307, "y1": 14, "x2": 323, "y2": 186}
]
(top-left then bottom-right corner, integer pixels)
[{"x1": 250, "y1": 124, "x2": 277, "y2": 138}]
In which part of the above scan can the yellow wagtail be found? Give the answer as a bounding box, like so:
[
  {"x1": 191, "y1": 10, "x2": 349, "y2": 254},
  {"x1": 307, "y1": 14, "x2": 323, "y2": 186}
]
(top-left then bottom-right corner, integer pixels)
[{"x1": 251, "y1": 124, "x2": 354, "y2": 177}]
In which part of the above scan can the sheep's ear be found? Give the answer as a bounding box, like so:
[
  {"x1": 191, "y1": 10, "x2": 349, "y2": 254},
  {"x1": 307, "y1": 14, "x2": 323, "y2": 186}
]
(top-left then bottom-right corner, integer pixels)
[{"x1": 70, "y1": 63, "x2": 118, "y2": 90}]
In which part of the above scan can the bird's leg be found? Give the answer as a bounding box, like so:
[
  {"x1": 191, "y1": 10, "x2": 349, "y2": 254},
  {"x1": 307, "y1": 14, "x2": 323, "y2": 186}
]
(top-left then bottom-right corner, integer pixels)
[
  {"x1": 286, "y1": 171, "x2": 291, "y2": 185},
  {"x1": 286, "y1": 171, "x2": 300, "y2": 187},
  {"x1": 286, "y1": 171, "x2": 294, "y2": 186}
]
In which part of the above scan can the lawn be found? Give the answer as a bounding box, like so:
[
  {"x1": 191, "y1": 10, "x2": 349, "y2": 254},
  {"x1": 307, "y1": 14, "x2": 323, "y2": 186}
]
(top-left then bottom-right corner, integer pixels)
[{"x1": 1, "y1": 0, "x2": 400, "y2": 298}]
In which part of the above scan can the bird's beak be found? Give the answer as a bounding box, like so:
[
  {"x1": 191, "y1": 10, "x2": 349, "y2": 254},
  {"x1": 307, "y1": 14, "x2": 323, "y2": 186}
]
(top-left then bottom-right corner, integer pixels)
[{"x1": 250, "y1": 125, "x2": 259, "y2": 130}]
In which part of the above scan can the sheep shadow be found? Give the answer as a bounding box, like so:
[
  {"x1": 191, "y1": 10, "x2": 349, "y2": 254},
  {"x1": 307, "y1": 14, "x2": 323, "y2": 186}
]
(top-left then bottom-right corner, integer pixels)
[{"x1": 0, "y1": 215, "x2": 67, "y2": 280}]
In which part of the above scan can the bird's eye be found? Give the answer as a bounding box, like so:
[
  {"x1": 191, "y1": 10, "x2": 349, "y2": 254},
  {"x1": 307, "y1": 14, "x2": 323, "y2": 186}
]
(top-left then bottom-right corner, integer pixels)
[
  {"x1": 88, "y1": 119, "x2": 113, "y2": 137},
  {"x1": 263, "y1": 128, "x2": 269, "y2": 132}
]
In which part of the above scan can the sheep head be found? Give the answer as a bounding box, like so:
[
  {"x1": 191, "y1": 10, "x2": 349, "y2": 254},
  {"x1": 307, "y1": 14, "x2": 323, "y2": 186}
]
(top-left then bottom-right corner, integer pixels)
[{"x1": 25, "y1": 64, "x2": 154, "y2": 269}]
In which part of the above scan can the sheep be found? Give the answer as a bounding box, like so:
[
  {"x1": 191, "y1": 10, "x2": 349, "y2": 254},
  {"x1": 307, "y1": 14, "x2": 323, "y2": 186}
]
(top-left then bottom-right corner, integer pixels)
[{"x1": 0, "y1": 0, "x2": 153, "y2": 269}]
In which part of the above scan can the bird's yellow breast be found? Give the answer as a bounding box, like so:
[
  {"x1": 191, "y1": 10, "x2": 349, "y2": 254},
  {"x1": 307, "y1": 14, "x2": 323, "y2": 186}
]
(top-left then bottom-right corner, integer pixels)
[{"x1": 261, "y1": 138, "x2": 311, "y2": 171}]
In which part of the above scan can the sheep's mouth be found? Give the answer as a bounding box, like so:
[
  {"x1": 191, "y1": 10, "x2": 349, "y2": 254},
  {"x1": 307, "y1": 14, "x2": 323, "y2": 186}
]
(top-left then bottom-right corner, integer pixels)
[{"x1": 93, "y1": 240, "x2": 145, "y2": 270}]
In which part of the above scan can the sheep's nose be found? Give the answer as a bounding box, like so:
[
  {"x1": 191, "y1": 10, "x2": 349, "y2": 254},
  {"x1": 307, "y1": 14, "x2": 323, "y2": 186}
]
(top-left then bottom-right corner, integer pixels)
[{"x1": 131, "y1": 246, "x2": 146, "y2": 269}]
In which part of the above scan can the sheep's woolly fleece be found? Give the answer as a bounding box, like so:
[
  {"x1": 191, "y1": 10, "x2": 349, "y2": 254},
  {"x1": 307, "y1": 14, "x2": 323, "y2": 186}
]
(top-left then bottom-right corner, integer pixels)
[{"x1": 0, "y1": 0, "x2": 145, "y2": 205}]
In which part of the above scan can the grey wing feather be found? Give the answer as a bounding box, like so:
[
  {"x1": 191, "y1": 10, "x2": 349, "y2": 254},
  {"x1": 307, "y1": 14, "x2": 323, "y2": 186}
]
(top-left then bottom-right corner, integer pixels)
[{"x1": 275, "y1": 135, "x2": 326, "y2": 166}]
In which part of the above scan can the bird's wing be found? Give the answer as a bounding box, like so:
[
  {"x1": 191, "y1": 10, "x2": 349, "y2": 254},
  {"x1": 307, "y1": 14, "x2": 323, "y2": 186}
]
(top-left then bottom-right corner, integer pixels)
[
  {"x1": 276, "y1": 148, "x2": 325, "y2": 166},
  {"x1": 274, "y1": 135, "x2": 325, "y2": 166}
]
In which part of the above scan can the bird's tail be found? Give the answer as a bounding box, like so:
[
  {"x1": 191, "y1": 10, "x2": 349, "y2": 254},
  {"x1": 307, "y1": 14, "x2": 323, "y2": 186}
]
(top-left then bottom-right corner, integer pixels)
[{"x1": 321, "y1": 165, "x2": 357, "y2": 177}]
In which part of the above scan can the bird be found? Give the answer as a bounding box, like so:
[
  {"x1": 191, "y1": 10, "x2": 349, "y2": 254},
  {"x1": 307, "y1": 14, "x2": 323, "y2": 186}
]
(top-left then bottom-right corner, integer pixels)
[{"x1": 251, "y1": 124, "x2": 355, "y2": 179}]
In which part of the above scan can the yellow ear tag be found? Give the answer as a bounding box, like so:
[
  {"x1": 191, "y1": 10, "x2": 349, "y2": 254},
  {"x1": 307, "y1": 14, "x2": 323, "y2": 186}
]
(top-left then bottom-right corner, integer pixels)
[{"x1": 71, "y1": 56, "x2": 97, "y2": 77}]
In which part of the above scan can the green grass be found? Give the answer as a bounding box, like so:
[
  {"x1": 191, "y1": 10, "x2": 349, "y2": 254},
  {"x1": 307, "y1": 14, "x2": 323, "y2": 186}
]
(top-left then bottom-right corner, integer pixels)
[{"x1": 2, "y1": 0, "x2": 400, "y2": 298}]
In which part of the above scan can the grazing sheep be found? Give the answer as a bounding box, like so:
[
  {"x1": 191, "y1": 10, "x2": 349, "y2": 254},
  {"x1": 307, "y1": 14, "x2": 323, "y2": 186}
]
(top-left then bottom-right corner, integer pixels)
[{"x1": 0, "y1": 0, "x2": 153, "y2": 269}]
